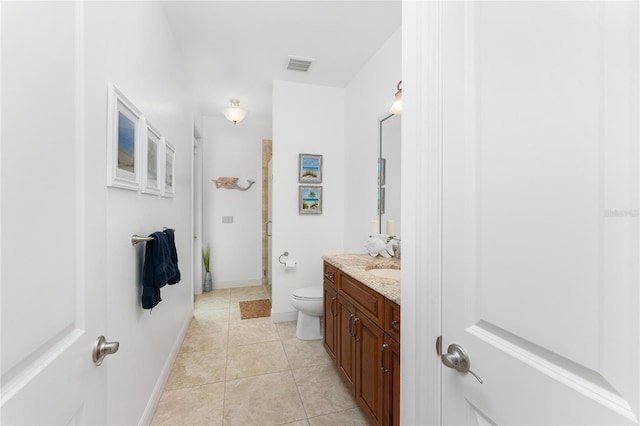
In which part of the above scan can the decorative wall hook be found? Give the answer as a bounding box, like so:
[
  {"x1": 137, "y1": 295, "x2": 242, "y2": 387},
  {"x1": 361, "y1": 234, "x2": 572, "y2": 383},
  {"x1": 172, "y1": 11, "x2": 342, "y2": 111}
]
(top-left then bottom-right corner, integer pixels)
[{"x1": 212, "y1": 177, "x2": 256, "y2": 191}]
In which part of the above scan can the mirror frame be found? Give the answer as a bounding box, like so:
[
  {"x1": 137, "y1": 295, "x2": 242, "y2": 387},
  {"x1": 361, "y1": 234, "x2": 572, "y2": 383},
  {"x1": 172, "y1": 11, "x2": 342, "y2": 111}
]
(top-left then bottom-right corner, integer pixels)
[{"x1": 377, "y1": 112, "x2": 395, "y2": 233}]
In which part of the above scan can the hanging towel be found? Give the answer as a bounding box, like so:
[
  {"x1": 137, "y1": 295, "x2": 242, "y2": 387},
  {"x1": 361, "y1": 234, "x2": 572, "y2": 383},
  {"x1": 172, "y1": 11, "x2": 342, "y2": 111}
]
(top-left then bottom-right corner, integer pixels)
[
  {"x1": 141, "y1": 231, "x2": 176, "y2": 309},
  {"x1": 163, "y1": 228, "x2": 181, "y2": 285}
]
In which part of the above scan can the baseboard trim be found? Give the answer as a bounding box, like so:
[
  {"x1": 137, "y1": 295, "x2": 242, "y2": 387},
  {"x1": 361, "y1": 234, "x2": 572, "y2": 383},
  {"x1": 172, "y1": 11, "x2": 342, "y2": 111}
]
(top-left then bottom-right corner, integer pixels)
[
  {"x1": 270, "y1": 310, "x2": 298, "y2": 323},
  {"x1": 213, "y1": 279, "x2": 261, "y2": 289},
  {"x1": 138, "y1": 312, "x2": 191, "y2": 425}
]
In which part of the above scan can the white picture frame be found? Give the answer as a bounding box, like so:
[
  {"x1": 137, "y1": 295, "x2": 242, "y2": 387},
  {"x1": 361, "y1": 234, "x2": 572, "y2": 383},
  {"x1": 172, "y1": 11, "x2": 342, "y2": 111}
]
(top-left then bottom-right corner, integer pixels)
[
  {"x1": 162, "y1": 139, "x2": 176, "y2": 197},
  {"x1": 107, "y1": 85, "x2": 142, "y2": 190},
  {"x1": 141, "y1": 119, "x2": 162, "y2": 195}
]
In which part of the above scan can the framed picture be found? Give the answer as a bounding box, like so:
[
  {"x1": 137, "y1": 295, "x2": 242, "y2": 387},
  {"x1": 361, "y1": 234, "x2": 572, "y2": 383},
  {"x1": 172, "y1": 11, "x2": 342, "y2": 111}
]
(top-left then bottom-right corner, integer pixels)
[
  {"x1": 299, "y1": 153, "x2": 322, "y2": 183},
  {"x1": 162, "y1": 140, "x2": 176, "y2": 197},
  {"x1": 107, "y1": 85, "x2": 142, "y2": 190},
  {"x1": 299, "y1": 185, "x2": 322, "y2": 214},
  {"x1": 142, "y1": 120, "x2": 162, "y2": 195}
]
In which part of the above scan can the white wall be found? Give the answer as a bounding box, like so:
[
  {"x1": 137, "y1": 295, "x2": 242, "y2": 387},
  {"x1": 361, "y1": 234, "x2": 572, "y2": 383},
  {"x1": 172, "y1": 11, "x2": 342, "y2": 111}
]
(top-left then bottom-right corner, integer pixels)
[
  {"x1": 201, "y1": 116, "x2": 272, "y2": 288},
  {"x1": 84, "y1": 3, "x2": 194, "y2": 424},
  {"x1": 344, "y1": 28, "x2": 401, "y2": 252},
  {"x1": 271, "y1": 81, "x2": 345, "y2": 320}
]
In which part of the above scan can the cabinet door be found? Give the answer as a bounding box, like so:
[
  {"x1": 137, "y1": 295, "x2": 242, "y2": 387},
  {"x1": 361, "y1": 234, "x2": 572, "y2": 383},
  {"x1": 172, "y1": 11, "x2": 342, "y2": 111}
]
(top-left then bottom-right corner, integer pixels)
[
  {"x1": 337, "y1": 296, "x2": 356, "y2": 394},
  {"x1": 383, "y1": 335, "x2": 400, "y2": 426},
  {"x1": 355, "y1": 311, "x2": 385, "y2": 426},
  {"x1": 323, "y1": 282, "x2": 338, "y2": 362}
]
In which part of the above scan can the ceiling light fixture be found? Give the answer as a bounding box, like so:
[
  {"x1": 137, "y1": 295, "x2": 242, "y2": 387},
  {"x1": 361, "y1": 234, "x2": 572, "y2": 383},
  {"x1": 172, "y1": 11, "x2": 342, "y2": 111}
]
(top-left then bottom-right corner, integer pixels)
[
  {"x1": 389, "y1": 80, "x2": 402, "y2": 115},
  {"x1": 223, "y1": 99, "x2": 247, "y2": 124}
]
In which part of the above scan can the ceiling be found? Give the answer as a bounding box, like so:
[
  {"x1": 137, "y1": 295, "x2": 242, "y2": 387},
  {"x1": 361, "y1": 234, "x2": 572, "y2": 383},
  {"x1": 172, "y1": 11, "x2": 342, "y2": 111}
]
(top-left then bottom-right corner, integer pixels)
[{"x1": 161, "y1": 1, "x2": 401, "y2": 121}]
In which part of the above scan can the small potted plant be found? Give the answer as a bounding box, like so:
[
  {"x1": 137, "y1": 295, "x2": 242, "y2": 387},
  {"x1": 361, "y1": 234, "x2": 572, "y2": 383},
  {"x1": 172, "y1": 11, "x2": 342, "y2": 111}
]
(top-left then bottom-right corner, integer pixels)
[{"x1": 202, "y1": 245, "x2": 212, "y2": 292}]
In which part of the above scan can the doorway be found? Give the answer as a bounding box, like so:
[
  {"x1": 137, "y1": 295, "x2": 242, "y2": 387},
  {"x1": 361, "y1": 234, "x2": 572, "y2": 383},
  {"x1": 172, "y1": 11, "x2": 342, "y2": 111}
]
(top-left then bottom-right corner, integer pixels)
[
  {"x1": 192, "y1": 127, "x2": 203, "y2": 295},
  {"x1": 261, "y1": 139, "x2": 273, "y2": 299}
]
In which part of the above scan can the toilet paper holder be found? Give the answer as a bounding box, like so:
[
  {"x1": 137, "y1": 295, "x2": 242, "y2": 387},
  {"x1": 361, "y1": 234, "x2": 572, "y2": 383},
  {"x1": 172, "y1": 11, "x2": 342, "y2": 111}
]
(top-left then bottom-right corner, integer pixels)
[{"x1": 278, "y1": 251, "x2": 289, "y2": 265}]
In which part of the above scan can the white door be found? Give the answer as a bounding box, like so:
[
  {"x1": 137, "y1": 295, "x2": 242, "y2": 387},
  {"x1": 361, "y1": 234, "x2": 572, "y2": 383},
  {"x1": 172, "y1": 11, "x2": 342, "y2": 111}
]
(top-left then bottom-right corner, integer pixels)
[
  {"x1": 1, "y1": 2, "x2": 109, "y2": 423},
  {"x1": 441, "y1": 1, "x2": 640, "y2": 424}
]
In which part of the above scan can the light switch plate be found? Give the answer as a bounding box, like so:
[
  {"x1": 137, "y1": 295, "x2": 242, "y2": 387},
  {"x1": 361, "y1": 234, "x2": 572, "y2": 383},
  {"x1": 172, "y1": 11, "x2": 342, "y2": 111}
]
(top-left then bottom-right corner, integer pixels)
[{"x1": 222, "y1": 216, "x2": 233, "y2": 224}]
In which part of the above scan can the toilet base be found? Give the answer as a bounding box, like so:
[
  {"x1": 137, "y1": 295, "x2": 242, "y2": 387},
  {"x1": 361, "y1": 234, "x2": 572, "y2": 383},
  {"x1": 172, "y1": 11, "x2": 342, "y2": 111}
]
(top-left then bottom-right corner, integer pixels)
[{"x1": 295, "y1": 311, "x2": 322, "y2": 340}]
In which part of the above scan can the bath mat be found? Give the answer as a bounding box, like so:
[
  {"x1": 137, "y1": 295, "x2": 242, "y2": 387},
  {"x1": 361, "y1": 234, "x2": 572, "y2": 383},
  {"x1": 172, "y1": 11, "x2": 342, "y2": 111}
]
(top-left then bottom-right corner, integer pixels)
[{"x1": 239, "y1": 299, "x2": 272, "y2": 320}]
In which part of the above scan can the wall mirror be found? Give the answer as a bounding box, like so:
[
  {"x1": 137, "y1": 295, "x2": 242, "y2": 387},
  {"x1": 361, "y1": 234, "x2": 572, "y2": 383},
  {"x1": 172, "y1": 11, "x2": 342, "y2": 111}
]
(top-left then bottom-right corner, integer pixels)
[{"x1": 377, "y1": 113, "x2": 401, "y2": 236}]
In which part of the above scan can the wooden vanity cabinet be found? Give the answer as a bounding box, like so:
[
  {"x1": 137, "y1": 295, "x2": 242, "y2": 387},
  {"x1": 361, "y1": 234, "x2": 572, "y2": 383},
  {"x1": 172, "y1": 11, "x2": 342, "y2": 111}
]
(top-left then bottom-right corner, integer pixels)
[
  {"x1": 384, "y1": 299, "x2": 401, "y2": 342},
  {"x1": 383, "y1": 298, "x2": 401, "y2": 426},
  {"x1": 323, "y1": 262, "x2": 338, "y2": 362},
  {"x1": 383, "y1": 334, "x2": 400, "y2": 426},
  {"x1": 323, "y1": 283, "x2": 338, "y2": 362},
  {"x1": 355, "y1": 308, "x2": 385, "y2": 425},
  {"x1": 322, "y1": 261, "x2": 400, "y2": 426},
  {"x1": 337, "y1": 296, "x2": 356, "y2": 394}
]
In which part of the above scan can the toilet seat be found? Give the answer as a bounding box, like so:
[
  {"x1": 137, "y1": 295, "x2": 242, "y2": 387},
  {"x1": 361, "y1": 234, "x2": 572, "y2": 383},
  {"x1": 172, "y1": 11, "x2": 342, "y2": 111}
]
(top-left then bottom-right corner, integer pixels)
[{"x1": 292, "y1": 286, "x2": 322, "y2": 301}]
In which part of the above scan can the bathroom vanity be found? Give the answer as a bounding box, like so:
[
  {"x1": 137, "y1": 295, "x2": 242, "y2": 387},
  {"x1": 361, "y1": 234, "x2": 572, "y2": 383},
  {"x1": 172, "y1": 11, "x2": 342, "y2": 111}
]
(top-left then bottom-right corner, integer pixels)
[{"x1": 322, "y1": 254, "x2": 400, "y2": 426}]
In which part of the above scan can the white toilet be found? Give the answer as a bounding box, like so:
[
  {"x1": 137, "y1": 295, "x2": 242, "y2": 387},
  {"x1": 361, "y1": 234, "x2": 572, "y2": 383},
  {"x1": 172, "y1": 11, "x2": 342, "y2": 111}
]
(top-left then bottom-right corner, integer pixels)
[{"x1": 291, "y1": 286, "x2": 323, "y2": 340}]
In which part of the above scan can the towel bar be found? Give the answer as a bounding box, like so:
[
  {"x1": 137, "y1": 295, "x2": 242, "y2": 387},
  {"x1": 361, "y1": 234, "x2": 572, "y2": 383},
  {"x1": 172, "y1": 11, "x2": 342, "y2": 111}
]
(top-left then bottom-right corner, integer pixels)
[
  {"x1": 132, "y1": 228, "x2": 172, "y2": 245},
  {"x1": 131, "y1": 235, "x2": 153, "y2": 245}
]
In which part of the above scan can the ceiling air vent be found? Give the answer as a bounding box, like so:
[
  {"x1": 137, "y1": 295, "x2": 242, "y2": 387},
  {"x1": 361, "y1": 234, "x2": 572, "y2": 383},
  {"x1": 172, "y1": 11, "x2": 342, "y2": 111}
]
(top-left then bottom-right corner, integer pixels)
[{"x1": 287, "y1": 55, "x2": 315, "y2": 72}]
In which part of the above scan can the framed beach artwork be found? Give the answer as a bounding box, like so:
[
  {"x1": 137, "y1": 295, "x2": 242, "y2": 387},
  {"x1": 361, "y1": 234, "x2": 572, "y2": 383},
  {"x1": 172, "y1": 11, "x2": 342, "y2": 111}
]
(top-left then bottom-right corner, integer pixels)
[
  {"x1": 299, "y1": 186, "x2": 322, "y2": 215},
  {"x1": 141, "y1": 120, "x2": 162, "y2": 195},
  {"x1": 298, "y1": 153, "x2": 322, "y2": 183},
  {"x1": 107, "y1": 85, "x2": 142, "y2": 190},
  {"x1": 162, "y1": 140, "x2": 176, "y2": 197}
]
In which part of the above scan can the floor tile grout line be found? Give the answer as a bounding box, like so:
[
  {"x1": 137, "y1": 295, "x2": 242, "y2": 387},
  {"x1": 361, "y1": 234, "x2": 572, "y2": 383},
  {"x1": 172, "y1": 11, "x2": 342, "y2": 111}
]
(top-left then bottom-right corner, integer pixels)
[
  {"x1": 158, "y1": 287, "x2": 363, "y2": 425},
  {"x1": 222, "y1": 292, "x2": 231, "y2": 425},
  {"x1": 278, "y1": 327, "x2": 311, "y2": 422}
]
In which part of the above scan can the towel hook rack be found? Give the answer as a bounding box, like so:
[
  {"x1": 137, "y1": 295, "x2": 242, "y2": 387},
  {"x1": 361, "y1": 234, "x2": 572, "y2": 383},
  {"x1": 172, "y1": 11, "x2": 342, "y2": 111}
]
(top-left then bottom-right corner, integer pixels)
[{"x1": 278, "y1": 251, "x2": 289, "y2": 265}]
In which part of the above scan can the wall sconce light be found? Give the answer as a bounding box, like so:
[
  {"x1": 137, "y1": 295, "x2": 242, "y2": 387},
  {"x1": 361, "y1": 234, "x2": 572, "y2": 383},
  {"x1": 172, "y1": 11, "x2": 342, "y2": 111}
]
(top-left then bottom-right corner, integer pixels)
[
  {"x1": 223, "y1": 99, "x2": 247, "y2": 124},
  {"x1": 389, "y1": 80, "x2": 402, "y2": 115}
]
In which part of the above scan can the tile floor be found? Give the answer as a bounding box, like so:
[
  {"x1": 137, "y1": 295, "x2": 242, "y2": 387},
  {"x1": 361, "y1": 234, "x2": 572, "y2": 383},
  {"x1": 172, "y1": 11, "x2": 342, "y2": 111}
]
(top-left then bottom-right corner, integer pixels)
[{"x1": 151, "y1": 285, "x2": 369, "y2": 426}]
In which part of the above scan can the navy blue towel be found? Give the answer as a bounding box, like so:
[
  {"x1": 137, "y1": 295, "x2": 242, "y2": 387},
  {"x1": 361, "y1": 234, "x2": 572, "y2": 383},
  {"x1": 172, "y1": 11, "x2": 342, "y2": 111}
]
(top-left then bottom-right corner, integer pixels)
[
  {"x1": 163, "y1": 228, "x2": 181, "y2": 285},
  {"x1": 141, "y1": 231, "x2": 177, "y2": 309}
]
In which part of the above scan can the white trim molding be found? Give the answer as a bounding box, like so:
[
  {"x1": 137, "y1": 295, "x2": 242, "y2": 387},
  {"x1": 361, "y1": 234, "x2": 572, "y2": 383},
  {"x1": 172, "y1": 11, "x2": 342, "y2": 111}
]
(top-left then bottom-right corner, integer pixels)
[{"x1": 401, "y1": 0, "x2": 443, "y2": 424}]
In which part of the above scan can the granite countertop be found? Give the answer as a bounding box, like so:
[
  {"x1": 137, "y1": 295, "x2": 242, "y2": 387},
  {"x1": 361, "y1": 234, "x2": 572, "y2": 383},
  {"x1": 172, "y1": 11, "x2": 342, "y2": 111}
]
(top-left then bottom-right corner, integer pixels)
[{"x1": 321, "y1": 253, "x2": 401, "y2": 305}]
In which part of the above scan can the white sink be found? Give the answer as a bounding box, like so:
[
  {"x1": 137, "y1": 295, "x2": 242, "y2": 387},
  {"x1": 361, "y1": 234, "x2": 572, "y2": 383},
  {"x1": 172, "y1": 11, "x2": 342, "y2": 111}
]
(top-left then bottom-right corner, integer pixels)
[{"x1": 367, "y1": 268, "x2": 401, "y2": 280}]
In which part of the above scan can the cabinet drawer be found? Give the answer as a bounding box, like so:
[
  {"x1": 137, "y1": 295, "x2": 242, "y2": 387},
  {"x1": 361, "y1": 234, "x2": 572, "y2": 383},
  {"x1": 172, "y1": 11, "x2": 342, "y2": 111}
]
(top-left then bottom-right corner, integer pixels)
[
  {"x1": 339, "y1": 273, "x2": 384, "y2": 326},
  {"x1": 323, "y1": 262, "x2": 338, "y2": 287},
  {"x1": 384, "y1": 299, "x2": 400, "y2": 342}
]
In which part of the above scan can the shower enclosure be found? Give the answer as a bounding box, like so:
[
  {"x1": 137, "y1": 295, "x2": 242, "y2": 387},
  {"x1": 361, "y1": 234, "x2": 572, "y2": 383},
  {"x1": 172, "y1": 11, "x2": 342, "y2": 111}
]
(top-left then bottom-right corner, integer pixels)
[{"x1": 261, "y1": 139, "x2": 273, "y2": 299}]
